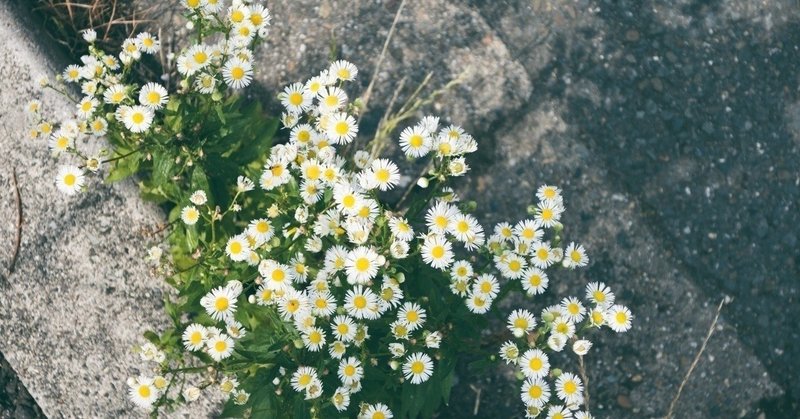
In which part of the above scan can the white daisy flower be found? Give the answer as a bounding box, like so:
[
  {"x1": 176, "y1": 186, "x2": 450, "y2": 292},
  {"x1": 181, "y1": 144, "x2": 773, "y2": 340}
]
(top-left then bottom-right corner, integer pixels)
[
  {"x1": 398, "y1": 126, "x2": 431, "y2": 157},
  {"x1": 62, "y1": 64, "x2": 82, "y2": 83},
  {"x1": 514, "y1": 219, "x2": 543, "y2": 243},
  {"x1": 472, "y1": 274, "x2": 499, "y2": 299},
  {"x1": 507, "y1": 309, "x2": 536, "y2": 338},
  {"x1": 55, "y1": 166, "x2": 85, "y2": 195},
  {"x1": 304, "y1": 378, "x2": 323, "y2": 400},
  {"x1": 364, "y1": 158, "x2": 400, "y2": 191},
  {"x1": 247, "y1": 218, "x2": 274, "y2": 243},
  {"x1": 450, "y1": 260, "x2": 473, "y2": 281},
  {"x1": 388, "y1": 217, "x2": 415, "y2": 242},
  {"x1": 344, "y1": 285, "x2": 379, "y2": 320},
  {"x1": 496, "y1": 252, "x2": 527, "y2": 280},
  {"x1": 76, "y1": 96, "x2": 99, "y2": 119},
  {"x1": 225, "y1": 234, "x2": 251, "y2": 262},
  {"x1": 329, "y1": 60, "x2": 358, "y2": 81},
  {"x1": 310, "y1": 292, "x2": 336, "y2": 317},
  {"x1": 552, "y1": 316, "x2": 576, "y2": 338},
  {"x1": 547, "y1": 333, "x2": 567, "y2": 352},
  {"x1": 332, "y1": 387, "x2": 350, "y2": 411},
  {"x1": 317, "y1": 86, "x2": 348, "y2": 113},
  {"x1": 555, "y1": 372, "x2": 584, "y2": 406},
  {"x1": 206, "y1": 333, "x2": 234, "y2": 361},
  {"x1": 277, "y1": 289, "x2": 310, "y2": 320},
  {"x1": 338, "y1": 356, "x2": 363, "y2": 385},
  {"x1": 136, "y1": 32, "x2": 160, "y2": 54},
  {"x1": 499, "y1": 341, "x2": 520, "y2": 364},
  {"x1": 182, "y1": 323, "x2": 207, "y2": 351},
  {"x1": 585, "y1": 282, "x2": 614, "y2": 307},
  {"x1": 466, "y1": 292, "x2": 492, "y2": 314},
  {"x1": 521, "y1": 377, "x2": 550, "y2": 408},
  {"x1": 228, "y1": 3, "x2": 251, "y2": 24},
  {"x1": 181, "y1": 206, "x2": 200, "y2": 225},
  {"x1": 260, "y1": 260, "x2": 294, "y2": 291},
  {"x1": 531, "y1": 241, "x2": 557, "y2": 269},
  {"x1": 560, "y1": 296, "x2": 586, "y2": 323},
  {"x1": 535, "y1": 199, "x2": 563, "y2": 229},
  {"x1": 200, "y1": 286, "x2": 238, "y2": 322},
  {"x1": 563, "y1": 242, "x2": 589, "y2": 269},
  {"x1": 519, "y1": 349, "x2": 550, "y2": 379},
  {"x1": 521, "y1": 267, "x2": 549, "y2": 296},
  {"x1": 329, "y1": 341, "x2": 348, "y2": 360},
  {"x1": 379, "y1": 281, "x2": 403, "y2": 309},
  {"x1": 425, "y1": 331, "x2": 442, "y2": 349},
  {"x1": 537, "y1": 184, "x2": 562, "y2": 202},
  {"x1": 103, "y1": 84, "x2": 127, "y2": 104},
  {"x1": 361, "y1": 403, "x2": 393, "y2": 419},
  {"x1": 572, "y1": 339, "x2": 593, "y2": 356},
  {"x1": 281, "y1": 82, "x2": 313, "y2": 113},
  {"x1": 119, "y1": 105, "x2": 154, "y2": 133},
  {"x1": 222, "y1": 58, "x2": 253, "y2": 89},
  {"x1": 398, "y1": 302, "x2": 426, "y2": 331},
  {"x1": 425, "y1": 202, "x2": 456, "y2": 234},
  {"x1": 546, "y1": 405, "x2": 573, "y2": 419},
  {"x1": 390, "y1": 320, "x2": 411, "y2": 340},
  {"x1": 606, "y1": 305, "x2": 633, "y2": 332},
  {"x1": 301, "y1": 327, "x2": 327, "y2": 352},
  {"x1": 139, "y1": 82, "x2": 168, "y2": 109},
  {"x1": 89, "y1": 118, "x2": 108, "y2": 136},
  {"x1": 421, "y1": 235, "x2": 454, "y2": 270},
  {"x1": 344, "y1": 246, "x2": 380, "y2": 285},
  {"x1": 402, "y1": 352, "x2": 433, "y2": 384},
  {"x1": 448, "y1": 157, "x2": 469, "y2": 176},
  {"x1": 331, "y1": 315, "x2": 357, "y2": 342},
  {"x1": 128, "y1": 376, "x2": 159, "y2": 409},
  {"x1": 290, "y1": 366, "x2": 318, "y2": 392},
  {"x1": 325, "y1": 112, "x2": 358, "y2": 144}
]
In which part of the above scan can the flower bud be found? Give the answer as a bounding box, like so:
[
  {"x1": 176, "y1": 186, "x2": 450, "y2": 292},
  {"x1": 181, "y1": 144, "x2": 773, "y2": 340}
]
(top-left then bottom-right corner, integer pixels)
[{"x1": 416, "y1": 177, "x2": 429, "y2": 188}]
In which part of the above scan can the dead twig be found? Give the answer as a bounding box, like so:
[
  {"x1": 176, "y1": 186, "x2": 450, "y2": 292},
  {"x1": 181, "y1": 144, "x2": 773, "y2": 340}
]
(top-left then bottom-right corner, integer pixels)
[
  {"x1": 664, "y1": 297, "x2": 729, "y2": 419},
  {"x1": 359, "y1": 0, "x2": 407, "y2": 122},
  {"x1": 8, "y1": 168, "x2": 22, "y2": 277},
  {"x1": 577, "y1": 355, "x2": 591, "y2": 411},
  {"x1": 470, "y1": 384, "x2": 482, "y2": 415}
]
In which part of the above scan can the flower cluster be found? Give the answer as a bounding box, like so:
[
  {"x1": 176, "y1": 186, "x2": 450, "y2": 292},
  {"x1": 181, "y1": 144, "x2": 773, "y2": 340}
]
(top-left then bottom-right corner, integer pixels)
[
  {"x1": 27, "y1": 0, "x2": 271, "y2": 196},
  {"x1": 29, "y1": 2, "x2": 634, "y2": 417}
]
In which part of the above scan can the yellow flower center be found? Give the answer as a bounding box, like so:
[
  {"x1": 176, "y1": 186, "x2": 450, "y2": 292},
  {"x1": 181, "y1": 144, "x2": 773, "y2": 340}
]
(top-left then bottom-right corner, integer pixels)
[
  {"x1": 111, "y1": 92, "x2": 124, "y2": 103},
  {"x1": 138, "y1": 385, "x2": 151, "y2": 398},
  {"x1": 509, "y1": 260, "x2": 521, "y2": 272},
  {"x1": 564, "y1": 381, "x2": 577, "y2": 394},
  {"x1": 337, "y1": 324, "x2": 349, "y2": 335},
  {"x1": 231, "y1": 67, "x2": 245, "y2": 80},
  {"x1": 214, "y1": 340, "x2": 227, "y2": 352},
  {"x1": 528, "y1": 274, "x2": 542, "y2": 286},
  {"x1": 568, "y1": 303, "x2": 579, "y2": 314},
  {"x1": 147, "y1": 91, "x2": 161, "y2": 104},
  {"x1": 231, "y1": 10, "x2": 245, "y2": 23},
  {"x1": 571, "y1": 250, "x2": 582, "y2": 262},
  {"x1": 344, "y1": 365, "x2": 355, "y2": 376},
  {"x1": 544, "y1": 188, "x2": 556, "y2": 199},
  {"x1": 306, "y1": 165, "x2": 321, "y2": 180},
  {"x1": 457, "y1": 220, "x2": 470, "y2": 233},
  {"x1": 81, "y1": 101, "x2": 92, "y2": 111},
  {"x1": 342, "y1": 195, "x2": 356, "y2": 208},
  {"x1": 215, "y1": 297, "x2": 229, "y2": 311},
  {"x1": 309, "y1": 331, "x2": 321, "y2": 344},
  {"x1": 335, "y1": 121, "x2": 349, "y2": 136},
  {"x1": 186, "y1": 0, "x2": 200, "y2": 8},
  {"x1": 337, "y1": 68, "x2": 350, "y2": 79},
  {"x1": 190, "y1": 331, "x2": 202, "y2": 345},
  {"x1": 431, "y1": 246, "x2": 445, "y2": 259},
  {"x1": 375, "y1": 168, "x2": 390, "y2": 183},
  {"x1": 131, "y1": 112, "x2": 145, "y2": 124},
  {"x1": 514, "y1": 318, "x2": 528, "y2": 329},
  {"x1": 410, "y1": 361, "x2": 424, "y2": 374},
  {"x1": 297, "y1": 130, "x2": 311, "y2": 142},
  {"x1": 529, "y1": 358, "x2": 542, "y2": 371},
  {"x1": 256, "y1": 221, "x2": 270, "y2": 233},
  {"x1": 537, "y1": 248, "x2": 549, "y2": 260},
  {"x1": 288, "y1": 92, "x2": 303, "y2": 106},
  {"x1": 541, "y1": 208, "x2": 553, "y2": 220},
  {"x1": 56, "y1": 137, "x2": 69, "y2": 149},
  {"x1": 528, "y1": 385, "x2": 542, "y2": 398},
  {"x1": 271, "y1": 165, "x2": 284, "y2": 177},
  {"x1": 250, "y1": 14, "x2": 263, "y2": 25},
  {"x1": 229, "y1": 241, "x2": 242, "y2": 254},
  {"x1": 325, "y1": 95, "x2": 339, "y2": 107},
  {"x1": 353, "y1": 295, "x2": 367, "y2": 309},
  {"x1": 272, "y1": 269, "x2": 285, "y2": 282},
  {"x1": 298, "y1": 374, "x2": 311, "y2": 386},
  {"x1": 409, "y1": 134, "x2": 423, "y2": 148},
  {"x1": 406, "y1": 311, "x2": 419, "y2": 322},
  {"x1": 373, "y1": 413, "x2": 385, "y2": 419},
  {"x1": 63, "y1": 174, "x2": 76, "y2": 186},
  {"x1": 355, "y1": 257, "x2": 370, "y2": 272},
  {"x1": 480, "y1": 282, "x2": 492, "y2": 294},
  {"x1": 616, "y1": 312, "x2": 628, "y2": 324}
]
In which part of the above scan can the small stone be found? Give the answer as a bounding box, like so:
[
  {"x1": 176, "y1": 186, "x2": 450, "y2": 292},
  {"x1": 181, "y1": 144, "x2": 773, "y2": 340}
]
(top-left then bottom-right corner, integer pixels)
[{"x1": 617, "y1": 394, "x2": 633, "y2": 409}]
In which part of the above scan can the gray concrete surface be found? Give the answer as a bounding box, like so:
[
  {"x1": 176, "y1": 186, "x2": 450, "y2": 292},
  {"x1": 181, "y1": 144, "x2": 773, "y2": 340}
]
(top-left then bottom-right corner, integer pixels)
[{"x1": 0, "y1": 2, "x2": 214, "y2": 417}]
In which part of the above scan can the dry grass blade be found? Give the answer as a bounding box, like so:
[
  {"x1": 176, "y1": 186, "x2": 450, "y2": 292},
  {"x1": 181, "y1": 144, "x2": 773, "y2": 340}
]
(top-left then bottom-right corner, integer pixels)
[
  {"x1": 8, "y1": 167, "x2": 23, "y2": 277},
  {"x1": 664, "y1": 297, "x2": 729, "y2": 419}
]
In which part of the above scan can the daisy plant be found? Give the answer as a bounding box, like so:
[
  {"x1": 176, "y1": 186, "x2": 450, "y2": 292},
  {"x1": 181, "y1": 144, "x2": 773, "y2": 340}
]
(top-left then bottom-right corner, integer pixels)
[{"x1": 29, "y1": 1, "x2": 634, "y2": 418}]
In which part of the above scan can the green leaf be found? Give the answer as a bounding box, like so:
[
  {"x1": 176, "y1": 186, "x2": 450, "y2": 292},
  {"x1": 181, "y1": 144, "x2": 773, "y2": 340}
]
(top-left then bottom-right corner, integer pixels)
[
  {"x1": 152, "y1": 149, "x2": 176, "y2": 185},
  {"x1": 230, "y1": 117, "x2": 279, "y2": 165},
  {"x1": 106, "y1": 155, "x2": 140, "y2": 183}
]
